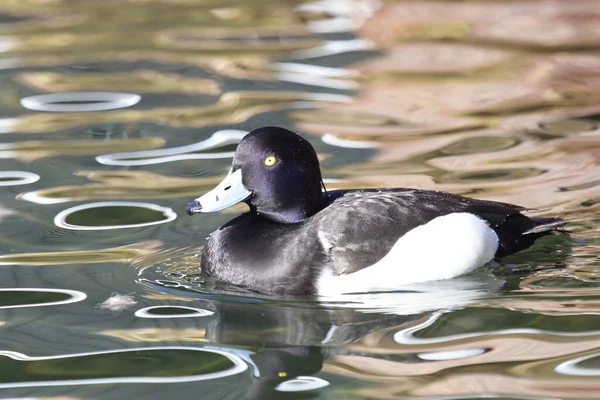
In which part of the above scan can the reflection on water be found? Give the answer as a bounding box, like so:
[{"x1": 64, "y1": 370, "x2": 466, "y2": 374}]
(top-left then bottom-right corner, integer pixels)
[
  {"x1": 0, "y1": 288, "x2": 86, "y2": 309},
  {"x1": 134, "y1": 305, "x2": 214, "y2": 318},
  {"x1": 0, "y1": 170, "x2": 39, "y2": 185},
  {"x1": 0, "y1": 347, "x2": 247, "y2": 388},
  {"x1": 0, "y1": 0, "x2": 598, "y2": 398},
  {"x1": 53, "y1": 201, "x2": 176, "y2": 230},
  {"x1": 20, "y1": 92, "x2": 142, "y2": 112}
]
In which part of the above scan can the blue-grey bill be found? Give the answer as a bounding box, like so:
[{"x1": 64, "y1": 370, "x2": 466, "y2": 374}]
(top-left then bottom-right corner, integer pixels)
[{"x1": 186, "y1": 169, "x2": 251, "y2": 215}]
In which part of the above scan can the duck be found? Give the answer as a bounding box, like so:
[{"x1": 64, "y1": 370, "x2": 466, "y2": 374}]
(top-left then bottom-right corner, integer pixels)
[{"x1": 186, "y1": 126, "x2": 564, "y2": 296}]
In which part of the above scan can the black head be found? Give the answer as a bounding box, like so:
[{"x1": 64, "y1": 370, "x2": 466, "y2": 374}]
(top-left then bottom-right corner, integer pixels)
[{"x1": 187, "y1": 126, "x2": 325, "y2": 223}]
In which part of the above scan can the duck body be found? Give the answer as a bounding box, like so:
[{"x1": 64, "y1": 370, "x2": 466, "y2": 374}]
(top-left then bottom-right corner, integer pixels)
[
  {"x1": 188, "y1": 127, "x2": 564, "y2": 295},
  {"x1": 201, "y1": 187, "x2": 562, "y2": 295}
]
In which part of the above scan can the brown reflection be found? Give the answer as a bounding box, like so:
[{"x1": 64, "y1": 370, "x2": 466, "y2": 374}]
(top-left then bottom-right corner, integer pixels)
[
  {"x1": 308, "y1": 105, "x2": 600, "y2": 213},
  {"x1": 100, "y1": 328, "x2": 207, "y2": 342},
  {"x1": 3, "y1": 50, "x2": 273, "y2": 80},
  {"x1": 1, "y1": 137, "x2": 164, "y2": 160},
  {"x1": 289, "y1": 0, "x2": 600, "y2": 222},
  {"x1": 0, "y1": 240, "x2": 162, "y2": 266},
  {"x1": 142, "y1": 293, "x2": 197, "y2": 302},
  {"x1": 0, "y1": 0, "x2": 318, "y2": 84},
  {"x1": 324, "y1": 321, "x2": 600, "y2": 398},
  {"x1": 17, "y1": 70, "x2": 220, "y2": 95},
  {"x1": 155, "y1": 28, "x2": 317, "y2": 52},
  {"x1": 353, "y1": 43, "x2": 516, "y2": 78},
  {"x1": 19, "y1": 171, "x2": 224, "y2": 203},
  {"x1": 15, "y1": 91, "x2": 345, "y2": 133},
  {"x1": 360, "y1": 0, "x2": 600, "y2": 50},
  {"x1": 411, "y1": 374, "x2": 600, "y2": 399}
]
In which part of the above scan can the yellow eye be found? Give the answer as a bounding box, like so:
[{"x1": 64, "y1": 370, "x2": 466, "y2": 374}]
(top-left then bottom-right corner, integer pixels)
[{"x1": 264, "y1": 155, "x2": 277, "y2": 166}]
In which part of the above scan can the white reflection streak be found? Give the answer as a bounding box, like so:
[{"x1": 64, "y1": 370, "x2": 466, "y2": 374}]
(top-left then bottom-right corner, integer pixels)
[
  {"x1": 273, "y1": 63, "x2": 358, "y2": 90},
  {"x1": 394, "y1": 312, "x2": 600, "y2": 345},
  {"x1": 273, "y1": 62, "x2": 357, "y2": 78},
  {"x1": 20, "y1": 92, "x2": 141, "y2": 112},
  {"x1": 418, "y1": 348, "x2": 486, "y2": 361},
  {"x1": 96, "y1": 129, "x2": 247, "y2": 166},
  {"x1": 320, "y1": 277, "x2": 503, "y2": 315},
  {"x1": 556, "y1": 352, "x2": 600, "y2": 376},
  {"x1": 275, "y1": 376, "x2": 330, "y2": 392},
  {"x1": 134, "y1": 305, "x2": 214, "y2": 319},
  {"x1": 0, "y1": 118, "x2": 18, "y2": 134},
  {"x1": 288, "y1": 39, "x2": 375, "y2": 60},
  {"x1": 0, "y1": 37, "x2": 17, "y2": 52},
  {"x1": 54, "y1": 201, "x2": 176, "y2": 231},
  {"x1": 0, "y1": 288, "x2": 86, "y2": 310},
  {"x1": 0, "y1": 171, "x2": 40, "y2": 186},
  {"x1": 0, "y1": 346, "x2": 248, "y2": 388},
  {"x1": 322, "y1": 133, "x2": 378, "y2": 148},
  {"x1": 307, "y1": 17, "x2": 360, "y2": 33},
  {"x1": 297, "y1": 0, "x2": 381, "y2": 16},
  {"x1": 18, "y1": 191, "x2": 65, "y2": 205},
  {"x1": 0, "y1": 143, "x2": 15, "y2": 158},
  {"x1": 276, "y1": 71, "x2": 358, "y2": 90}
]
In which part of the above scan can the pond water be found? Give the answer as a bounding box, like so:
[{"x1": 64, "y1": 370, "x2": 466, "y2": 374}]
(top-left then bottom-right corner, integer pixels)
[{"x1": 1, "y1": 0, "x2": 599, "y2": 398}]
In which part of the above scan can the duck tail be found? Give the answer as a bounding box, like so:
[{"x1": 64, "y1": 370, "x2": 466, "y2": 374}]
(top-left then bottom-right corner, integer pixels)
[{"x1": 523, "y1": 217, "x2": 566, "y2": 235}]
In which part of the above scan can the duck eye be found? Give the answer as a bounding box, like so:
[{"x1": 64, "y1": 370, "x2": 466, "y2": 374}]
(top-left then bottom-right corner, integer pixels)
[{"x1": 264, "y1": 155, "x2": 277, "y2": 166}]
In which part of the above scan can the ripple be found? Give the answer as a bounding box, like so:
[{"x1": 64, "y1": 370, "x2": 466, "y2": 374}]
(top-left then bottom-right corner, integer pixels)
[
  {"x1": 291, "y1": 108, "x2": 402, "y2": 127},
  {"x1": 288, "y1": 39, "x2": 375, "y2": 59},
  {"x1": 275, "y1": 376, "x2": 330, "y2": 392},
  {"x1": 17, "y1": 71, "x2": 220, "y2": 96},
  {"x1": 439, "y1": 168, "x2": 546, "y2": 184},
  {"x1": 537, "y1": 119, "x2": 598, "y2": 135},
  {"x1": 96, "y1": 129, "x2": 246, "y2": 166},
  {"x1": 54, "y1": 202, "x2": 176, "y2": 231},
  {"x1": 322, "y1": 133, "x2": 378, "y2": 149},
  {"x1": 0, "y1": 346, "x2": 247, "y2": 388},
  {"x1": 134, "y1": 306, "x2": 214, "y2": 319},
  {"x1": 19, "y1": 171, "x2": 223, "y2": 205},
  {"x1": 0, "y1": 288, "x2": 86, "y2": 309},
  {"x1": 0, "y1": 241, "x2": 162, "y2": 266},
  {"x1": 417, "y1": 348, "x2": 486, "y2": 361},
  {"x1": 393, "y1": 313, "x2": 600, "y2": 345},
  {"x1": 556, "y1": 352, "x2": 600, "y2": 376},
  {"x1": 317, "y1": 277, "x2": 503, "y2": 315},
  {"x1": 20, "y1": 92, "x2": 141, "y2": 112},
  {"x1": 0, "y1": 137, "x2": 165, "y2": 161},
  {"x1": 441, "y1": 136, "x2": 519, "y2": 155},
  {"x1": 0, "y1": 171, "x2": 39, "y2": 186}
]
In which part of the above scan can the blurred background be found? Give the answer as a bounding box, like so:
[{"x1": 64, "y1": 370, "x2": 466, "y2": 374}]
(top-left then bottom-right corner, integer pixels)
[{"x1": 0, "y1": 0, "x2": 598, "y2": 398}]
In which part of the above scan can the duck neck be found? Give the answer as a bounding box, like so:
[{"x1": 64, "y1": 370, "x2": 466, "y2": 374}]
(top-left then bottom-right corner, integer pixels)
[{"x1": 252, "y1": 181, "x2": 325, "y2": 224}]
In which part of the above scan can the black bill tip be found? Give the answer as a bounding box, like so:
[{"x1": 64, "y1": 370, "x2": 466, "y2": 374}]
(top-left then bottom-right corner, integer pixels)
[{"x1": 186, "y1": 200, "x2": 202, "y2": 216}]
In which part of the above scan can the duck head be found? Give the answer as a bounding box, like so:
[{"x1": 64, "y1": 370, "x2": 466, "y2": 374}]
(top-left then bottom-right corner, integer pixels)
[{"x1": 186, "y1": 126, "x2": 325, "y2": 223}]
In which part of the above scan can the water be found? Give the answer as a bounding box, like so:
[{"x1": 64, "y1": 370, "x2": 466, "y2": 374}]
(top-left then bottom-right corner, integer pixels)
[{"x1": 0, "y1": 0, "x2": 599, "y2": 398}]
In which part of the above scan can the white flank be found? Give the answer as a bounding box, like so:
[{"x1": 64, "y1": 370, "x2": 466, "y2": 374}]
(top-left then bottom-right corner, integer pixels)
[
  {"x1": 317, "y1": 230, "x2": 334, "y2": 250},
  {"x1": 317, "y1": 212, "x2": 499, "y2": 295}
]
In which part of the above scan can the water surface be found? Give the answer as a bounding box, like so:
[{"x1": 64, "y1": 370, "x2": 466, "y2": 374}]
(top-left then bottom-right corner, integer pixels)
[{"x1": 0, "y1": 0, "x2": 599, "y2": 398}]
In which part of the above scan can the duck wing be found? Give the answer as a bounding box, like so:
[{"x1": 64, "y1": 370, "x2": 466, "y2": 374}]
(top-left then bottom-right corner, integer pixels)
[{"x1": 311, "y1": 189, "x2": 559, "y2": 275}]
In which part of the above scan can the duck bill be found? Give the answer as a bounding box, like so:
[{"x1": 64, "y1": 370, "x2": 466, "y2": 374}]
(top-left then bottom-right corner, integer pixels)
[{"x1": 186, "y1": 169, "x2": 251, "y2": 215}]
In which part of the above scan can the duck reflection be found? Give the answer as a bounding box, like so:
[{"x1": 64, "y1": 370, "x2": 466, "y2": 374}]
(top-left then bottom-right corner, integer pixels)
[
  {"x1": 139, "y1": 249, "x2": 573, "y2": 398},
  {"x1": 198, "y1": 297, "x2": 420, "y2": 398}
]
